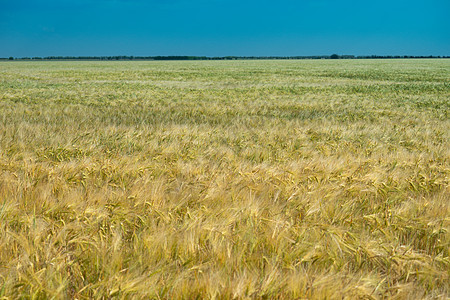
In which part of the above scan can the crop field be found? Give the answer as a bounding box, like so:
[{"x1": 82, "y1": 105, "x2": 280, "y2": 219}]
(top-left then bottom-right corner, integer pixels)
[{"x1": 0, "y1": 59, "x2": 449, "y2": 299}]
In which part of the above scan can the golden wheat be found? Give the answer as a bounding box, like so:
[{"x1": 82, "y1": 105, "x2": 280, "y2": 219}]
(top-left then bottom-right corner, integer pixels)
[{"x1": 0, "y1": 59, "x2": 448, "y2": 299}]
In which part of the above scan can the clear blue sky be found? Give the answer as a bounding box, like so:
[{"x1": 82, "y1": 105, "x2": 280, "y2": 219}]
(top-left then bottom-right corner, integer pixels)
[{"x1": 1, "y1": 0, "x2": 449, "y2": 57}]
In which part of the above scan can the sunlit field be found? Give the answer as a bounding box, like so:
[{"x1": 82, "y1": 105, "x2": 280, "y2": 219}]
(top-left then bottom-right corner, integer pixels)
[{"x1": 0, "y1": 59, "x2": 449, "y2": 299}]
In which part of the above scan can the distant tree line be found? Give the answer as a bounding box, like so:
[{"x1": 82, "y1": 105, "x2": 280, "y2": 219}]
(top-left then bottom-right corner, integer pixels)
[{"x1": 1, "y1": 55, "x2": 448, "y2": 61}]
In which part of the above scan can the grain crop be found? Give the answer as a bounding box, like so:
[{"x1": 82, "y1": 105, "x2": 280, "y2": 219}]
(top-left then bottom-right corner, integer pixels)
[{"x1": 0, "y1": 59, "x2": 448, "y2": 298}]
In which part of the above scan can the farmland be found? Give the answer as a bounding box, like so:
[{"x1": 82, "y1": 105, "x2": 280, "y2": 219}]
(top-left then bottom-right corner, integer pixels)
[{"x1": 0, "y1": 59, "x2": 449, "y2": 298}]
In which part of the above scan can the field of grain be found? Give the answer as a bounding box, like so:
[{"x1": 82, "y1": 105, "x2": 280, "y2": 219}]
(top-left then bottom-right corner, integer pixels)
[{"x1": 0, "y1": 59, "x2": 449, "y2": 298}]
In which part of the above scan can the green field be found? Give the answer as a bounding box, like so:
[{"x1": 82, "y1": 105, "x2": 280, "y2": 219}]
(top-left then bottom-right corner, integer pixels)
[{"x1": 0, "y1": 60, "x2": 449, "y2": 298}]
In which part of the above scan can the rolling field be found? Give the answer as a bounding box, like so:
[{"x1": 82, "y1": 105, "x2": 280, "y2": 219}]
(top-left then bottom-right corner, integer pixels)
[{"x1": 0, "y1": 59, "x2": 449, "y2": 299}]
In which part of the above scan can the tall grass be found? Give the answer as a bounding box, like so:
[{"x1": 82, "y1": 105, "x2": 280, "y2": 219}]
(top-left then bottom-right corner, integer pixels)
[{"x1": 0, "y1": 59, "x2": 449, "y2": 298}]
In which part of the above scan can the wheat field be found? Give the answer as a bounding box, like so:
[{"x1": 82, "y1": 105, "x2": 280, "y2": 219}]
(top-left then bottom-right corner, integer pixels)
[{"x1": 0, "y1": 59, "x2": 449, "y2": 299}]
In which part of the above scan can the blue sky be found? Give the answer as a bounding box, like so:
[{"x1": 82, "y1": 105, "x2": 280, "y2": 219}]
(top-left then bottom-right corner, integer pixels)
[{"x1": 1, "y1": 0, "x2": 449, "y2": 57}]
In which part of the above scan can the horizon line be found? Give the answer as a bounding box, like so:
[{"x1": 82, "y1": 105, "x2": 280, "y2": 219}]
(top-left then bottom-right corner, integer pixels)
[{"x1": 2, "y1": 54, "x2": 450, "y2": 61}]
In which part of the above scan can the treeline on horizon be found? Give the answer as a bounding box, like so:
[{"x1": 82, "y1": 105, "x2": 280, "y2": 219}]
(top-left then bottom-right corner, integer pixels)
[{"x1": 1, "y1": 54, "x2": 448, "y2": 61}]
